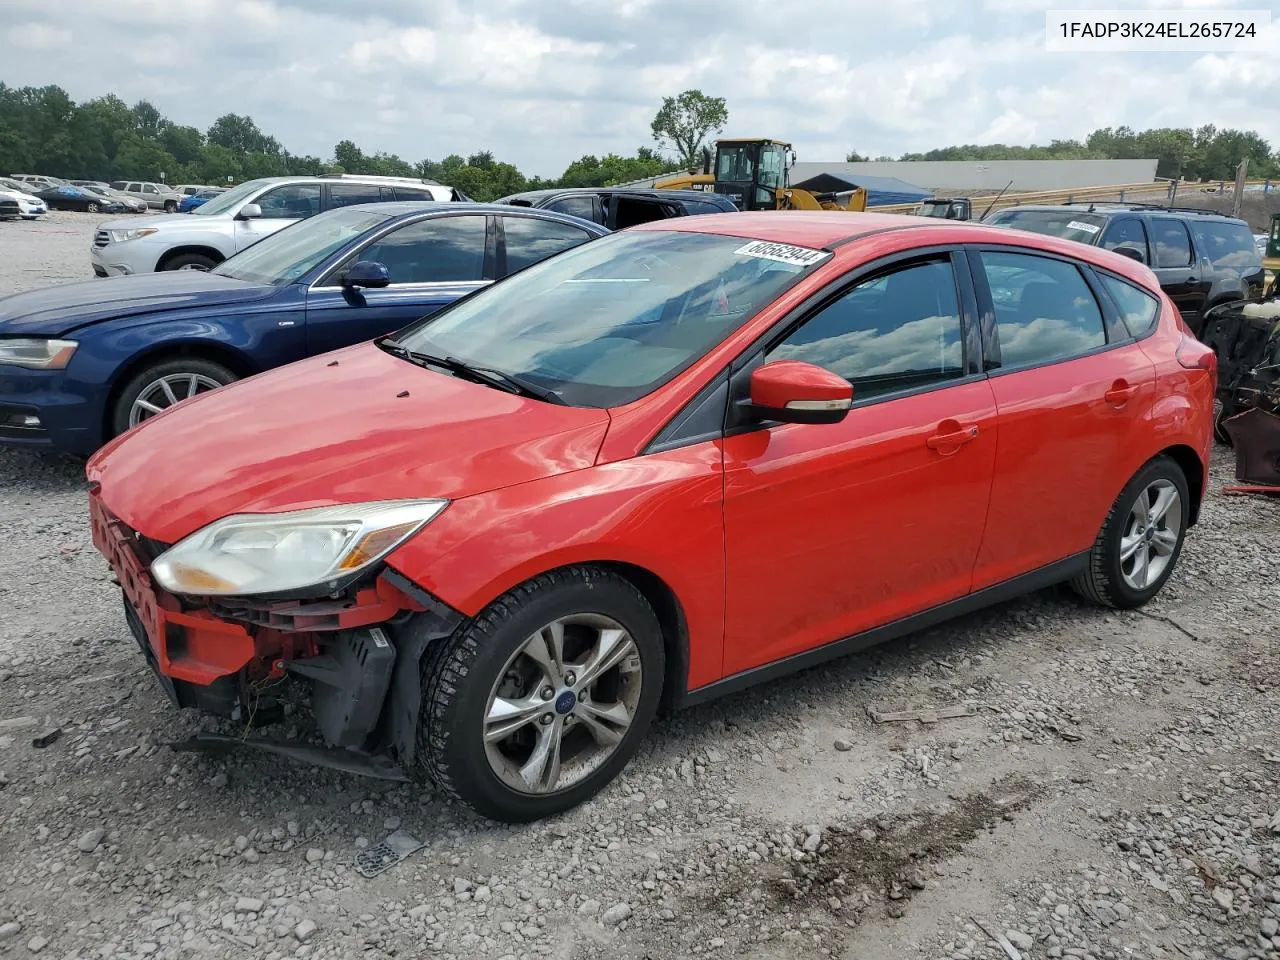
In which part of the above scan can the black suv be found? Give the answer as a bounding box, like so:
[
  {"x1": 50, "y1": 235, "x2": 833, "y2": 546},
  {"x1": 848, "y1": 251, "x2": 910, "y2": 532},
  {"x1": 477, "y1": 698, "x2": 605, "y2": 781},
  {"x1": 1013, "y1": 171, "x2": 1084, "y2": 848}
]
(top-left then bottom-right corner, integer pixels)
[
  {"x1": 985, "y1": 204, "x2": 1266, "y2": 337},
  {"x1": 494, "y1": 188, "x2": 737, "y2": 230}
]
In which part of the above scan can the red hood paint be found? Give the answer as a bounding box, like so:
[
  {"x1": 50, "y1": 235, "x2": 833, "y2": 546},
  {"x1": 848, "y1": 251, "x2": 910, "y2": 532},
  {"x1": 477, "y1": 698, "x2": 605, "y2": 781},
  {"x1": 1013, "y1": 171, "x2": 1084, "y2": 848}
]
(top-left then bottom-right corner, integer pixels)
[{"x1": 86, "y1": 342, "x2": 611, "y2": 544}]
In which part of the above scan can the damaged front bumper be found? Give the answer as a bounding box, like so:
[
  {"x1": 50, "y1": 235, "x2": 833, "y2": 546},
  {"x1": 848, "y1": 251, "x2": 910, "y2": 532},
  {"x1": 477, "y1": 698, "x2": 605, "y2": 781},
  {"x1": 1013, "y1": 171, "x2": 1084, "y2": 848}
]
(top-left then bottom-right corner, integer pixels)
[{"x1": 89, "y1": 489, "x2": 463, "y2": 778}]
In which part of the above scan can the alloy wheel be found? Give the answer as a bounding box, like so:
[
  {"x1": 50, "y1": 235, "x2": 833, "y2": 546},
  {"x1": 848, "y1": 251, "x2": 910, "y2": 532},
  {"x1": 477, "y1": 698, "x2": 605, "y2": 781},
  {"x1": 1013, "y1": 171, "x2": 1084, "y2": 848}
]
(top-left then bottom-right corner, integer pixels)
[
  {"x1": 1119, "y1": 479, "x2": 1182, "y2": 591},
  {"x1": 128, "y1": 372, "x2": 223, "y2": 427},
  {"x1": 483, "y1": 613, "x2": 643, "y2": 795}
]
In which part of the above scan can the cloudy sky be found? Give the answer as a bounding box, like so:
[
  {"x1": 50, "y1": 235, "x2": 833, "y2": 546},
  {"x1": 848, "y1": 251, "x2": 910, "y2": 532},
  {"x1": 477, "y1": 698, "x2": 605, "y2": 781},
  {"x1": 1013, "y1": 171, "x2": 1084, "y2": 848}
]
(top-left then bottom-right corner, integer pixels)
[{"x1": 2, "y1": 0, "x2": 1277, "y2": 176}]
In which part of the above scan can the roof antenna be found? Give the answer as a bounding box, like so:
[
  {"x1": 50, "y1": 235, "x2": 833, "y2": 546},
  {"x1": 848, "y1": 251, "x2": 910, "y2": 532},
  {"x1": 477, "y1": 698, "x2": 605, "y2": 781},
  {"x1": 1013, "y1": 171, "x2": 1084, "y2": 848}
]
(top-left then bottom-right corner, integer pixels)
[{"x1": 1088, "y1": 203, "x2": 1096, "y2": 213}]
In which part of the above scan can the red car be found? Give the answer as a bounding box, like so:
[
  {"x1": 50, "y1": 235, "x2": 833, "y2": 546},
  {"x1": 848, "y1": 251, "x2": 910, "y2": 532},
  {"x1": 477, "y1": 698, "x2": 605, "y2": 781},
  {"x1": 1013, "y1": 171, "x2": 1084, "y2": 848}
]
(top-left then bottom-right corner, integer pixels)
[{"x1": 86, "y1": 212, "x2": 1216, "y2": 822}]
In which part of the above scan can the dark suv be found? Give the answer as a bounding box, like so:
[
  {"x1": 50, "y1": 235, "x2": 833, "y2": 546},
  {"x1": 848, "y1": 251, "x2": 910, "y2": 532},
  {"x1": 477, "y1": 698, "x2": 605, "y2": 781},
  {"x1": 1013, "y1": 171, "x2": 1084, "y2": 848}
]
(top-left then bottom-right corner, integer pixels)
[
  {"x1": 494, "y1": 188, "x2": 737, "y2": 230},
  {"x1": 986, "y1": 204, "x2": 1266, "y2": 336}
]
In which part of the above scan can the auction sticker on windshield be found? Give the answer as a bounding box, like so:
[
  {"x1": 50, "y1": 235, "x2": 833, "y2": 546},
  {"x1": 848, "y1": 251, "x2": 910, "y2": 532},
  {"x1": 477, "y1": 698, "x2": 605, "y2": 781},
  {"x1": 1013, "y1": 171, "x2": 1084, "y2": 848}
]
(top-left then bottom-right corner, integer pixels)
[
  {"x1": 1067, "y1": 220, "x2": 1102, "y2": 235},
  {"x1": 734, "y1": 240, "x2": 831, "y2": 268}
]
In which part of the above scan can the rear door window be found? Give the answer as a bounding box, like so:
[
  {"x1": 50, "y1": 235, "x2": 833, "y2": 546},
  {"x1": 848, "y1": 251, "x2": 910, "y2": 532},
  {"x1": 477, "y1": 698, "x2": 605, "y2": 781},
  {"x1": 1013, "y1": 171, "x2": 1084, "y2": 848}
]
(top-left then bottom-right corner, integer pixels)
[
  {"x1": 1149, "y1": 218, "x2": 1194, "y2": 268},
  {"x1": 1189, "y1": 220, "x2": 1262, "y2": 276},
  {"x1": 980, "y1": 251, "x2": 1107, "y2": 368},
  {"x1": 544, "y1": 195, "x2": 599, "y2": 223},
  {"x1": 501, "y1": 216, "x2": 594, "y2": 275},
  {"x1": 328, "y1": 183, "x2": 382, "y2": 209},
  {"x1": 607, "y1": 196, "x2": 678, "y2": 229},
  {"x1": 681, "y1": 199, "x2": 731, "y2": 216}
]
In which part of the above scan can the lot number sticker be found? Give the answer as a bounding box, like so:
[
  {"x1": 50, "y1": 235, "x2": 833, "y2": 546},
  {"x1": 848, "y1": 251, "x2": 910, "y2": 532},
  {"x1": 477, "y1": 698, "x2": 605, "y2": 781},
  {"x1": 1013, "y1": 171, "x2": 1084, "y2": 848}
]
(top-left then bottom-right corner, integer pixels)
[
  {"x1": 1067, "y1": 220, "x2": 1102, "y2": 235},
  {"x1": 734, "y1": 240, "x2": 831, "y2": 267}
]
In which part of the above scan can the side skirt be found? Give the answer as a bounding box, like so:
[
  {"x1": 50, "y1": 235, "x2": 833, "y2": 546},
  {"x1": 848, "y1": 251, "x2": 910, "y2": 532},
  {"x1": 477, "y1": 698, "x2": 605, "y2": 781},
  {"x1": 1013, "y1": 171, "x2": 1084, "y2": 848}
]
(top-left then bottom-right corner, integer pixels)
[{"x1": 676, "y1": 552, "x2": 1089, "y2": 710}]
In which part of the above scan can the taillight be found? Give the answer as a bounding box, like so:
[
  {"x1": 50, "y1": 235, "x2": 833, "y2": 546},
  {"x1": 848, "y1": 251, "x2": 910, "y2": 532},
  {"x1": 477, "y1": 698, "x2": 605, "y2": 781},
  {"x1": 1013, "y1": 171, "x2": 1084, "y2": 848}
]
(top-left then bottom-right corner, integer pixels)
[{"x1": 1176, "y1": 336, "x2": 1216, "y2": 372}]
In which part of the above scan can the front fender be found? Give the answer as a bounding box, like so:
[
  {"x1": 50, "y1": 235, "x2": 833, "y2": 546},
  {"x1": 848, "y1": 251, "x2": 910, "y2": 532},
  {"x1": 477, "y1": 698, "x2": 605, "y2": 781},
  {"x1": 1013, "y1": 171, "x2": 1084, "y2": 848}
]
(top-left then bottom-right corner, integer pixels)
[{"x1": 385, "y1": 443, "x2": 727, "y2": 690}]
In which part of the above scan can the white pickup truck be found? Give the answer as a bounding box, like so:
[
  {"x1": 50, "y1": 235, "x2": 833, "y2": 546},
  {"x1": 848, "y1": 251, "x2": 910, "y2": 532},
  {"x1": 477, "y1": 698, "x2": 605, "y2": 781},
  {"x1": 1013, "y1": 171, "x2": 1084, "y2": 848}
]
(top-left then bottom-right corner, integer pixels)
[{"x1": 90, "y1": 174, "x2": 462, "y2": 276}]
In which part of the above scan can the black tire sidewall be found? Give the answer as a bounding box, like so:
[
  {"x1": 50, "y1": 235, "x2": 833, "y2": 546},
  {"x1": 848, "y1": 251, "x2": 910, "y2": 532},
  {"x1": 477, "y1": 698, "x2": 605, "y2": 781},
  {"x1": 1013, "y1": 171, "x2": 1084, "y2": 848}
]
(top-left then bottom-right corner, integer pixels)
[
  {"x1": 110, "y1": 357, "x2": 237, "y2": 438},
  {"x1": 161, "y1": 253, "x2": 217, "y2": 272},
  {"x1": 431, "y1": 576, "x2": 664, "y2": 822},
  {"x1": 1098, "y1": 457, "x2": 1190, "y2": 607}
]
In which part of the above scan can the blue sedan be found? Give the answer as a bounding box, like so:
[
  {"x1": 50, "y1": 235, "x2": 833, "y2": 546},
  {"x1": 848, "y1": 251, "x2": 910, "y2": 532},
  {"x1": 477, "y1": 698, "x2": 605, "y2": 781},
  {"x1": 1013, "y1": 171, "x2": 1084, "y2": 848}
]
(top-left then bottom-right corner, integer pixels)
[
  {"x1": 0, "y1": 203, "x2": 609, "y2": 454},
  {"x1": 178, "y1": 189, "x2": 225, "y2": 213}
]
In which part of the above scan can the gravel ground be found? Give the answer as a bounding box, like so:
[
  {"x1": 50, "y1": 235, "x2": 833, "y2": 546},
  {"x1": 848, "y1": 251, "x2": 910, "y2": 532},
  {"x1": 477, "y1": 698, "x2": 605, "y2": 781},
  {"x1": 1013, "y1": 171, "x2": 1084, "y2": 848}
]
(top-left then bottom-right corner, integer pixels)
[{"x1": 1, "y1": 213, "x2": 1277, "y2": 960}]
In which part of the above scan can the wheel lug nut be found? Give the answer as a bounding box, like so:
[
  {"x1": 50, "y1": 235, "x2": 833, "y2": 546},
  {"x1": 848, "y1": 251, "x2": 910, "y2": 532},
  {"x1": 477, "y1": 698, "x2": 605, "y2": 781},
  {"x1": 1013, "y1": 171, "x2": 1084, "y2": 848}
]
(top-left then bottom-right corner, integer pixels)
[
  {"x1": 540, "y1": 686, "x2": 554, "y2": 700},
  {"x1": 540, "y1": 714, "x2": 554, "y2": 725},
  {"x1": 564, "y1": 672, "x2": 577, "y2": 686}
]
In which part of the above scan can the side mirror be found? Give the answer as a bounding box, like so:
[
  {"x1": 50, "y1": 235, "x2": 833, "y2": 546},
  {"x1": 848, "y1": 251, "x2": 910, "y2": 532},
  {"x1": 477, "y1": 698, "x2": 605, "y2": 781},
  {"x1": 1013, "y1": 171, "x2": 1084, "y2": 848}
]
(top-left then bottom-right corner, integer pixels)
[
  {"x1": 236, "y1": 203, "x2": 263, "y2": 221},
  {"x1": 1113, "y1": 245, "x2": 1146, "y2": 265},
  {"x1": 745, "y1": 360, "x2": 852, "y2": 425},
  {"x1": 343, "y1": 260, "x2": 391, "y2": 289}
]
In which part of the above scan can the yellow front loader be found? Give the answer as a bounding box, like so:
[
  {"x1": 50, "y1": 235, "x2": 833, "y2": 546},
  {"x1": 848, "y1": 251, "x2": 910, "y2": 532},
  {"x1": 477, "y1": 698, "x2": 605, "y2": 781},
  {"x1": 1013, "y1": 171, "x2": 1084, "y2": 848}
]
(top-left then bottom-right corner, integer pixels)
[{"x1": 655, "y1": 138, "x2": 867, "y2": 213}]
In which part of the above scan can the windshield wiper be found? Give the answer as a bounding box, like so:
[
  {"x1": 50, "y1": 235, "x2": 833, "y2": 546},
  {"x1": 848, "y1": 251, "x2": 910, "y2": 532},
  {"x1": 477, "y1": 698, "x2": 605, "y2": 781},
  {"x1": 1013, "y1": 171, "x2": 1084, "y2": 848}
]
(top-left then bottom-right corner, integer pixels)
[{"x1": 379, "y1": 341, "x2": 565, "y2": 405}]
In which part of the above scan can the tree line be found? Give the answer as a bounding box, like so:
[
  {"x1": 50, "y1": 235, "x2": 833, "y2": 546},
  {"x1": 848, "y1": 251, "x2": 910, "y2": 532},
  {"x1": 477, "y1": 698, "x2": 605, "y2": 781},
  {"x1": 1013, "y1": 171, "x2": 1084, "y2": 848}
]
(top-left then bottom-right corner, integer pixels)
[
  {"x1": 848, "y1": 125, "x2": 1280, "y2": 182},
  {"x1": 4, "y1": 82, "x2": 1276, "y2": 201},
  {"x1": 0, "y1": 84, "x2": 694, "y2": 200}
]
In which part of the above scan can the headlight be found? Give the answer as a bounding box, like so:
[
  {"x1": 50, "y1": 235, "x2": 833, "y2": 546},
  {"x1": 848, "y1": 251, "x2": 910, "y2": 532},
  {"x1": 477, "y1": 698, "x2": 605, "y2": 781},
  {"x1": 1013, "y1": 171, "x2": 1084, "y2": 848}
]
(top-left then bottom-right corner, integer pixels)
[
  {"x1": 107, "y1": 227, "x2": 158, "y2": 242},
  {"x1": 150, "y1": 499, "x2": 448, "y2": 597},
  {"x1": 0, "y1": 339, "x2": 78, "y2": 370}
]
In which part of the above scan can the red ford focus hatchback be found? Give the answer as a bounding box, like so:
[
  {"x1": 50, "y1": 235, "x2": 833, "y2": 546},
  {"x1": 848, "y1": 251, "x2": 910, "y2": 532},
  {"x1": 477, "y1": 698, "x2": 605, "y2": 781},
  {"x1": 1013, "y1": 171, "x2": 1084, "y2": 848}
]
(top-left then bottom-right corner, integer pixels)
[{"x1": 86, "y1": 212, "x2": 1216, "y2": 822}]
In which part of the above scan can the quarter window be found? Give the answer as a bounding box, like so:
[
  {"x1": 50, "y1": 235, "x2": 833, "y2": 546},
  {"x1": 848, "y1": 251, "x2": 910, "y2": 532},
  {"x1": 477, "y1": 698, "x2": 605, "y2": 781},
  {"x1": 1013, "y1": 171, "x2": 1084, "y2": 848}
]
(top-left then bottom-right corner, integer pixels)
[
  {"x1": 981, "y1": 251, "x2": 1106, "y2": 368},
  {"x1": 545, "y1": 195, "x2": 599, "y2": 223},
  {"x1": 356, "y1": 215, "x2": 486, "y2": 284},
  {"x1": 502, "y1": 217, "x2": 593, "y2": 275},
  {"x1": 1188, "y1": 220, "x2": 1262, "y2": 275},
  {"x1": 1100, "y1": 274, "x2": 1160, "y2": 338},
  {"x1": 768, "y1": 259, "x2": 965, "y2": 401},
  {"x1": 1149, "y1": 219, "x2": 1193, "y2": 268}
]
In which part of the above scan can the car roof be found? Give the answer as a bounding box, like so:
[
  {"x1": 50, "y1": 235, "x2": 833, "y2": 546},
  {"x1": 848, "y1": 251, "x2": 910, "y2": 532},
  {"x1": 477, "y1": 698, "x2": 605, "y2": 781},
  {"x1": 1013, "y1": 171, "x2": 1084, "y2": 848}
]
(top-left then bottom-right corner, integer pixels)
[
  {"x1": 498, "y1": 187, "x2": 735, "y2": 203},
  {"x1": 323, "y1": 201, "x2": 611, "y2": 232},
  {"x1": 992, "y1": 203, "x2": 1248, "y2": 223},
  {"x1": 629, "y1": 210, "x2": 1163, "y2": 286}
]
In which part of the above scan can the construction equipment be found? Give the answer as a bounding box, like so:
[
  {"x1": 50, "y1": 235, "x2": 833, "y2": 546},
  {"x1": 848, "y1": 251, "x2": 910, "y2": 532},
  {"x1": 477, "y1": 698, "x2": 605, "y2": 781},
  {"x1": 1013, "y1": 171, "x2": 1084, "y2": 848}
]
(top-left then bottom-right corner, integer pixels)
[
  {"x1": 1265, "y1": 213, "x2": 1280, "y2": 276},
  {"x1": 654, "y1": 138, "x2": 867, "y2": 213}
]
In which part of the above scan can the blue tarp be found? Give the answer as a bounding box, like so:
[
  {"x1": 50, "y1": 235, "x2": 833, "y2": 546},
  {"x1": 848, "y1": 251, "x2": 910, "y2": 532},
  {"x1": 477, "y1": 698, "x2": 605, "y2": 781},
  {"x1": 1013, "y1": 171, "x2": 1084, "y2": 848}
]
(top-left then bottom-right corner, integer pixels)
[{"x1": 790, "y1": 172, "x2": 932, "y2": 207}]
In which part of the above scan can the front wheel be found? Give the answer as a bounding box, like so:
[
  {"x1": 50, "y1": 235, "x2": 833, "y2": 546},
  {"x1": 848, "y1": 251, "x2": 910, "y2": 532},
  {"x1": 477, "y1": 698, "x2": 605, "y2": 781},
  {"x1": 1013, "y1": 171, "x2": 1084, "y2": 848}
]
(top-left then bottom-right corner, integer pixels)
[
  {"x1": 1070, "y1": 455, "x2": 1190, "y2": 609},
  {"x1": 163, "y1": 200, "x2": 178, "y2": 213},
  {"x1": 418, "y1": 566, "x2": 664, "y2": 822},
  {"x1": 86, "y1": 202, "x2": 100, "y2": 213},
  {"x1": 110, "y1": 357, "x2": 237, "y2": 437}
]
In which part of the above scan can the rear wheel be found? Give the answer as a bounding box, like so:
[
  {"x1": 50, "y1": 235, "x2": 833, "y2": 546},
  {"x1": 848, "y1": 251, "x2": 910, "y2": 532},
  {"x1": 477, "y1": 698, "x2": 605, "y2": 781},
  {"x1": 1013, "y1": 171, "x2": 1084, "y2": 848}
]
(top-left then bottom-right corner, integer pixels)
[
  {"x1": 1070, "y1": 455, "x2": 1190, "y2": 609},
  {"x1": 110, "y1": 357, "x2": 237, "y2": 438},
  {"x1": 417, "y1": 566, "x2": 664, "y2": 822},
  {"x1": 86, "y1": 202, "x2": 100, "y2": 213}
]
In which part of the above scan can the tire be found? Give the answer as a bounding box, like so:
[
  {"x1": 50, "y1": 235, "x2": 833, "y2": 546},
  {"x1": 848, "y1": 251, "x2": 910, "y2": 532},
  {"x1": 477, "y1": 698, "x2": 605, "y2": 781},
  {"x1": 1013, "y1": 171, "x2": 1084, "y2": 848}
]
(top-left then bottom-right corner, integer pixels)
[
  {"x1": 86, "y1": 202, "x2": 100, "y2": 213},
  {"x1": 160, "y1": 252, "x2": 218, "y2": 272},
  {"x1": 163, "y1": 200, "x2": 178, "y2": 213},
  {"x1": 1070, "y1": 454, "x2": 1191, "y2": 610},
  {"x1": 418, "y1": 566, "x2": 664, "y2": 822},
  {"x1": 110, "y1": 357, "x2": 237, "y2": 438}
]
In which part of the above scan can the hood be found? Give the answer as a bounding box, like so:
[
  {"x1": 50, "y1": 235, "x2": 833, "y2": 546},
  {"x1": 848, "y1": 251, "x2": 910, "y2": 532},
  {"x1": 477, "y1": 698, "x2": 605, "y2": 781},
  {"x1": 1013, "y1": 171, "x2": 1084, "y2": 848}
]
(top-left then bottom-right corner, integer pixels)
[
  {"x1": 0, "y1": 188, "x2": 40, "y2": 204},
  {"x1": 98, "y1": 213, "x2": 173, "y2": 231},
  {"x1": 86, "y1": 341, "x2": 612, "y2": 544},
  {"x1": 0, "y1": 272, "x2": 276, "y2": 336}
]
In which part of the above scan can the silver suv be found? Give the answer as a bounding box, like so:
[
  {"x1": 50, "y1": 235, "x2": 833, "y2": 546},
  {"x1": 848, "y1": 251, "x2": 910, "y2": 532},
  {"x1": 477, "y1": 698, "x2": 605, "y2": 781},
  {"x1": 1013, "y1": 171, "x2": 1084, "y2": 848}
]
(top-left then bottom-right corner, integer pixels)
[
  {"x1": 108, "y1": 181, "x2": 185, "y2": 213},
  {"x1": 90, "y1": 174, "x2": 462, "y2": 276}
]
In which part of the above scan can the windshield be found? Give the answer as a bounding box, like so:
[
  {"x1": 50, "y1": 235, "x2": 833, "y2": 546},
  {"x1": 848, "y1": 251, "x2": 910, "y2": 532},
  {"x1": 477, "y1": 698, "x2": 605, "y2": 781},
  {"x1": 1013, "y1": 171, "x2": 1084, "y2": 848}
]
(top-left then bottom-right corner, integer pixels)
[
  {"x1": 192, "y1": 178, "x2": 272, "y2": 217},
  {"x1": 391, "y1": 230, "x2": 828, "y2": 407},
  {"x1": 987, "y1": 210, "x2": 1107, "y2": 244},
  {"x1": 211, "y1": 208, "x2": 391, "y2": 285}
]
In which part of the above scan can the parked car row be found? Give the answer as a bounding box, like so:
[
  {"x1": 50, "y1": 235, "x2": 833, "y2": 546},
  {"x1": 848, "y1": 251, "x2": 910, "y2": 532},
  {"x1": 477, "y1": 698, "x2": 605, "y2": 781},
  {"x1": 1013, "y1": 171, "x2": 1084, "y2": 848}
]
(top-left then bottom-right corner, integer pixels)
[{"x1": 0, "y1": 177, "x2": 48, "y2": 220}]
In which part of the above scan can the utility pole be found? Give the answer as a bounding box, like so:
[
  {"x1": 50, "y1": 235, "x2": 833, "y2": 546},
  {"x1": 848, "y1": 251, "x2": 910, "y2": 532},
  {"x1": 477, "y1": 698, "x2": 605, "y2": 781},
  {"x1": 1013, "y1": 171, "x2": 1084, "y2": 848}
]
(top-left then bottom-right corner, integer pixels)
[{"x1": 1232, "y1": 158, "x2": 1249, "y2": 218}]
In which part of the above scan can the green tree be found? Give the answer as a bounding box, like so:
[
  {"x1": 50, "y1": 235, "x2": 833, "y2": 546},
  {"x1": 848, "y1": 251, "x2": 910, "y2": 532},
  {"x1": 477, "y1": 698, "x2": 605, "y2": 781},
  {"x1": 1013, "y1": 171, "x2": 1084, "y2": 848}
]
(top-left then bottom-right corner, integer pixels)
[
  {"x1": 845, "y1": 150, "x2": 867, "y2": 162},
  {"x1": 650, "y1": 90, "x2": 728, "y2": 169}
]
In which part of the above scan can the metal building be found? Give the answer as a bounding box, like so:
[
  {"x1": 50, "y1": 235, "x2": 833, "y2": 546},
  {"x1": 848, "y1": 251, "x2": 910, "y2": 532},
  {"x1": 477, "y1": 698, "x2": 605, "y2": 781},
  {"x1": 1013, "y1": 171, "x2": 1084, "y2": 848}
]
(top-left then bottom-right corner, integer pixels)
[{"x1": 789, "y1": 159, "x2": 1159, "y2": 193}]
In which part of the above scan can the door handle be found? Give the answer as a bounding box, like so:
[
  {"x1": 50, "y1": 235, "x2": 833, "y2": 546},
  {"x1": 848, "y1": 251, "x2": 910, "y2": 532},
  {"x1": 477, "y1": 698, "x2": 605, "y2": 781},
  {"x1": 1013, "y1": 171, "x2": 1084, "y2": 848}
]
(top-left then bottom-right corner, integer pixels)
[
  {"x1": 926, "y1": 423, "x2": 979, "y2": 450},
  {"x1": 1104, "y1": 379, "x2": 1134, "y2": 406}
]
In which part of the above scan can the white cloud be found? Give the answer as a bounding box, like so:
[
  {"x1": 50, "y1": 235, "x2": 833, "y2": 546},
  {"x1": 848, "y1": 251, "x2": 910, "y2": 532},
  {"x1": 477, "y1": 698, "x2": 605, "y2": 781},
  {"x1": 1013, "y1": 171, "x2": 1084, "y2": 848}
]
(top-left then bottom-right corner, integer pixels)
[{"x1": 0, "y1": 0, "x2": 1277, "y2": 177}]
